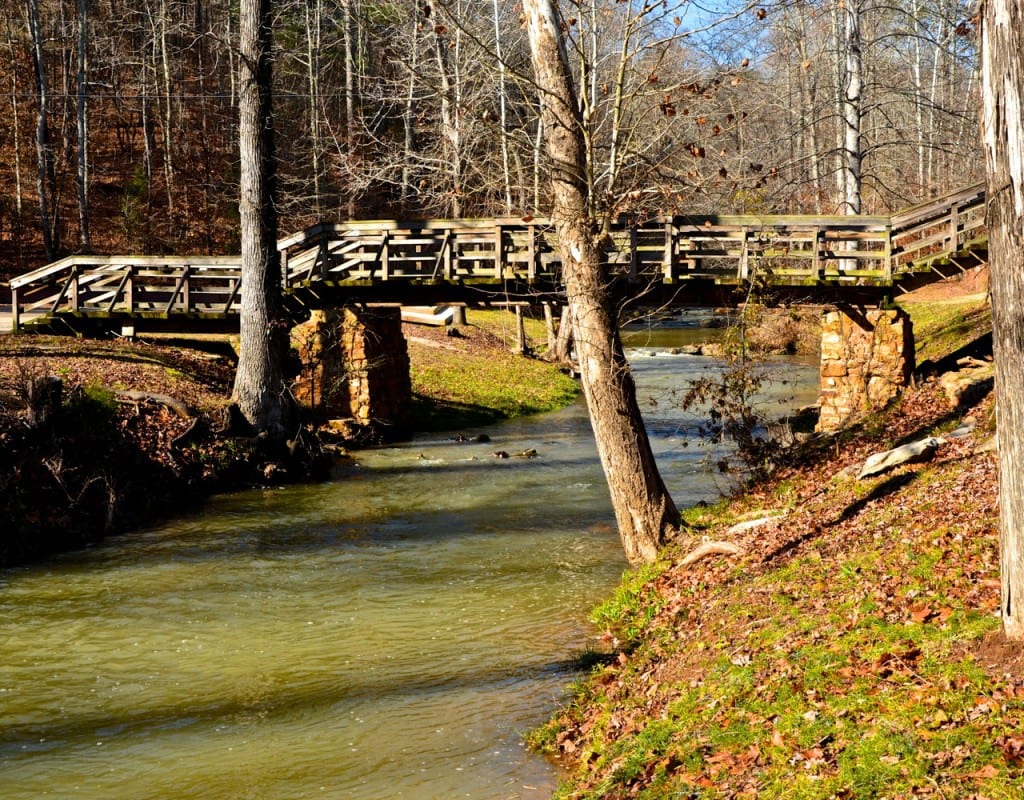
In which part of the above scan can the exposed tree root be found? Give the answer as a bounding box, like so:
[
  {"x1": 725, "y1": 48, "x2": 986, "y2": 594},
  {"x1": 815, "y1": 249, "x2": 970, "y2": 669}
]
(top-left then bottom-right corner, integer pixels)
[{"x1": 679, "y1": 540, "x2": 744, "y2": 567}]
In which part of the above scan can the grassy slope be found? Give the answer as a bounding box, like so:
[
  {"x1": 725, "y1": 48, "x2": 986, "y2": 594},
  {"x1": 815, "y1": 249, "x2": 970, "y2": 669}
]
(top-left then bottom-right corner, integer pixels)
[
  {"x1": 534, "y1": 290, "x2": 1023, "y2": 799},
  {"x1": 406, "y1": 308, "x2": 579, "y2": 431}
]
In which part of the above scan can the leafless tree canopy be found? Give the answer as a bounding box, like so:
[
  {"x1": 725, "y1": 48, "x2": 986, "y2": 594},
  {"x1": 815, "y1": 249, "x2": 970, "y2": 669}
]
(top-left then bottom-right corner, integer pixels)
[{"x1": 0, "y1": 0, "x2": 979, "y2": 269}]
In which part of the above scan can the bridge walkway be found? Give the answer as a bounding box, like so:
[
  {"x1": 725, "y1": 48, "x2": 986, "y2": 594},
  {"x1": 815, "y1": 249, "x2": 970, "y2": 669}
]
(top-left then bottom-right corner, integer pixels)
[{"x1": 7, "y1": 184, "x2": 987, "y2": 332}]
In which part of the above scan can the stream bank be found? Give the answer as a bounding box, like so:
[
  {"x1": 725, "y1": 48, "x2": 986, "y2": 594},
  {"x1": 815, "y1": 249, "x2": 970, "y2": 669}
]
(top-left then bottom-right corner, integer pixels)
[
  {"x1": 0, "y1": 310, "x2": 581, "y2": 567},
  {"x1": 534, "y1": 289, "x2": 1023, "y2": 800}
]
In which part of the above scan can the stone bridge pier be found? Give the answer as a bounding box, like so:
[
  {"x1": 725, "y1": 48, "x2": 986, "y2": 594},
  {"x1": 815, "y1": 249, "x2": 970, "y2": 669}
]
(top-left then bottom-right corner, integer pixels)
[
  {"x1": 291, "y1": 307, "x2": 412, "y2": 441},
  {"x1": 817, "y1": 307, "x2": 915, "y2": 432}
]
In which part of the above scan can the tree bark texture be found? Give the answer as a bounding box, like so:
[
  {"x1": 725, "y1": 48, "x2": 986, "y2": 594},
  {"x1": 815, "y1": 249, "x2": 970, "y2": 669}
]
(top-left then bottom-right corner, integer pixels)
[
  {"x1": 232, "y1": 0, "x2": 288, "y2": 434},
  {"x1": 982, "y1": 0, "x2": 1024, "y2": 639},
  {"x1": 522, "y1": 0, "x2": 679, "y2": 565}
]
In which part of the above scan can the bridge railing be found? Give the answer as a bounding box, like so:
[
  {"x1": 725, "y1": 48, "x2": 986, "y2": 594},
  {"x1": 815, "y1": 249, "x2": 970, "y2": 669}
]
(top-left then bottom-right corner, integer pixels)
[
  {"x1": 890, "y1": 183, "x2": 986, "y2": 270},
  {"x1": 281, "y1": 213, "x2": 904, "y2": 289},
  {"x1": 279, "y1": 217, "x2": 562, "y2": 289},
  {"x1": 8, "y1": 184, "x2": 988, "y2": 329},
  {"x1": 9, "y1": 255, "x2": 244, "y2": 330},
  {"x1": 621, "y1": 214, "x2": 895, "y2": 284}
]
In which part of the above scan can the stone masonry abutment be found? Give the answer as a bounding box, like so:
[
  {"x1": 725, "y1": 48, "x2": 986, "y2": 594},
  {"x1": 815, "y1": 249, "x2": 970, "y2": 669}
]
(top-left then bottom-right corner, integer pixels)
[
  {"x1": 817, "y1": 308, "x2": 915, "y2": 432},
  {"x1": 291, "y1": 307, "x2": 412, "y2": 441}
]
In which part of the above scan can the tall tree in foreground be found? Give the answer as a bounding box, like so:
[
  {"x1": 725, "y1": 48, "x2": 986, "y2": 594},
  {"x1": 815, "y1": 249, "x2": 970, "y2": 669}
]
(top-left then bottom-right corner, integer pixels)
[
  {"x1": 981, "y1": 0, "x2": 1024, "y2": 640},
  {"x1": 232, "y1": 0, "x2": 289, "y2": 433},
  {"x1": 521, "y1": 0, "x2": 680, "y2": 565}
]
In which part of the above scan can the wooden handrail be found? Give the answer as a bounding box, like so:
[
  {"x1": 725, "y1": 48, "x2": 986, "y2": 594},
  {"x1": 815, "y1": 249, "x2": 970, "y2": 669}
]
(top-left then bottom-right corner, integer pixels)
[{"x1": 9, "y1": 184, "x2": 988, "y2": 331}]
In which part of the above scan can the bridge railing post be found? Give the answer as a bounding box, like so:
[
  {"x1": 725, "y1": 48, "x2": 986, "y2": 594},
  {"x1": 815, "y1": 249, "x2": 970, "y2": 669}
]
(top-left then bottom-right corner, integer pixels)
[
  {"x1": 738, "y1": 228, "x2": 750, "y2": 282},
  {"x1": 663, "y1": 221, "x2": 674, "y2": 282},
  {"x1": 813, "y1": 228, "x2": 822, "y2": 277},
  {"x1": 628, "y1": 225, "x2": 638, "y2": 282},
  {"x1": 494, "y1": 223, "x2": 504, "y2": 280},
  {"x1": 527, "y1": 224, "x2": 537, "y2": 282},
  {"x1": 319, "y1": 234, "x2": 329, "y2": 281},
  {"x1": 10, "y1": 286, "x2": 19, "y2": 331},
  {"x1": 126, "y1": 265, "x2": 135, "y2": 314},
  {"x1": 69, "y1": 265, "x2": 79, "y2": 312},
  {"x1": 884, "y1": 226, "x2": 893, "y2": 283}
]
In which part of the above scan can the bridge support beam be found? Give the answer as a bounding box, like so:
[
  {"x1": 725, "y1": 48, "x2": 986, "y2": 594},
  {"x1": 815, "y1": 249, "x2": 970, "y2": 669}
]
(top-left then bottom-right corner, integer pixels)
[
  {"x1": 291, "y1": 307, "x2": 412, "y2": 441},
  {"x1": 817, "y1": 307, "x2": 915, "y2": 432}
]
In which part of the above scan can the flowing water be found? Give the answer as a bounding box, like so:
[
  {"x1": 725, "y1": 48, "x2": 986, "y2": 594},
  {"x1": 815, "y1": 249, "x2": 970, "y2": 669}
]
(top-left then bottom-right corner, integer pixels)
[{"x1": 0, "y1": 327, "x2": 818, "y2": 799}]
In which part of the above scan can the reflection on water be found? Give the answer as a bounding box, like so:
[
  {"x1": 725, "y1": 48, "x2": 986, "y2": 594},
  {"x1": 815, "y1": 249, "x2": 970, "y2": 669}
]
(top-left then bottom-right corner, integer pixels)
[{"x1": 0, "y1": 334, "x2": 818, "y2": 799}]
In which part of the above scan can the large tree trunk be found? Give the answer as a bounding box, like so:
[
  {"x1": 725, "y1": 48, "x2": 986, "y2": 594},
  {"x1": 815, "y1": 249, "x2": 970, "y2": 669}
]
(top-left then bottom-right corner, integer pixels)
[
  {"x1": 982, "y1": 0, "x2": 1024, "y2": 640},
  {"x1": 232, "y1": 0, "x2": 288, "y2": 434},
  {"x1": 522, "y1": 0, "x2": 679, "y2": 565}
]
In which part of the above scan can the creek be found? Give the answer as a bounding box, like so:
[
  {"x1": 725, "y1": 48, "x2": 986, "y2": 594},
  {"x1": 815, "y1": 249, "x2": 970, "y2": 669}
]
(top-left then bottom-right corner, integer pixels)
[{"x1": 0, "y1": 323, "x2": 818, "y2": 799}]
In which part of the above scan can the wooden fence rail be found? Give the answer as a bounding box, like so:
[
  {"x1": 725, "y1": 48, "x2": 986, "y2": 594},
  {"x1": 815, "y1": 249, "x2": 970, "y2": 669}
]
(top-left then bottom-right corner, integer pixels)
[{"x1": 9, "y1": 183, "x2": 987, "y2": 331}]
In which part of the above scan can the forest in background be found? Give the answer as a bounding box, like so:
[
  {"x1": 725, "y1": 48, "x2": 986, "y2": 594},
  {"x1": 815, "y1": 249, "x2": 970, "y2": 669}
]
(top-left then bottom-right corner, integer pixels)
[{"x1": 0, "y1": 0, "x2": 981, "y2": 278}]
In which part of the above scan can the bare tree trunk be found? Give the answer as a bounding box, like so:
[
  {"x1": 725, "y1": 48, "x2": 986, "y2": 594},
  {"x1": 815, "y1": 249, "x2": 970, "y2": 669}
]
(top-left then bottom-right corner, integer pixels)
[
  {"x1": 981, "y1": 0, "x2": 1024, "y2": 640},
  {"x1": 794, "y1": 1, "x2": 821, "y2": 212},
  {"x1": 433, "y1": 6, "x2": 462, "y2": 217},
  {"x1": 343, "y1": 0, "x2": 357, "y2": 219},
  {"x1": 26, "y1": 0, "x2": 57, "y2": 259},
  {"x1": 304, "y1": 0, "x2": 323, "y2": 216},
  {"x1": 4, "y1": 13, "x2": 24, "y2": 216},
  {"x1": 838, "y1": 0, "x2": 862, "y2": 215},
  {"x1": 401, "y1": 8, "x2": 419, "y2": 205},
  {"x1": 532, "y1": 106, "x2": 543, "y2": 211},
  {"x1": 76, "y1": 0, "x2": 89, "y2": 248},
  {"x1": 522, "y1": 0, "x2": 679, "y2": 565},
  {"x1": 232, "y1": 0, "x2": 287, "y2": 434},
  {"x1": 492, "y1": 0, "x2": 511, "y2": 212}
]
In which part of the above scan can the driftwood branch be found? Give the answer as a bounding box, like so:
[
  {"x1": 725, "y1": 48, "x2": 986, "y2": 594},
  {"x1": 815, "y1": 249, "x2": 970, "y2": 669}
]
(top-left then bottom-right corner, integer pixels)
[
  {"x1": 679, "y1": 540, "x2": 744, "y2": 567},
  {"x1": 114, "y1": 390, "x2": 193, "y2": 418}
]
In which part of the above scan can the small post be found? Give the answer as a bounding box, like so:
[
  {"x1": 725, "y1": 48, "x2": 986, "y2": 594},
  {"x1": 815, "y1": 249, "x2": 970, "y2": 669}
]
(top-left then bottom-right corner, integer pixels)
[
  {"x1": 10, "y1": 286, "x2": 19, "y2": 332},
  {"x1": 514, "y1": 305, "x2": 528, "y2": 355},
  {"x1": 543, "y1": 302, "x2": 557, "y2": 354}
]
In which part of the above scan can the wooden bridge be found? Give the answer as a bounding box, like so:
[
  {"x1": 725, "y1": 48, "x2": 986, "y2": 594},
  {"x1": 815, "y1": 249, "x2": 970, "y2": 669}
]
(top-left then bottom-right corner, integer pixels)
[{"x1": 7, "y1": 184, "x2": 987, "y2": 332}]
